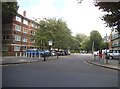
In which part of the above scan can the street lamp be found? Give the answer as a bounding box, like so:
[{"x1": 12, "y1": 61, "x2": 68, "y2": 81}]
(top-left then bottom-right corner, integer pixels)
[
  {"x1": 105, "y1": 33, "x2": 109, "y2": 64},
  {"x1": 48, "y1": 40, "x2": 52, "y2": 58}
]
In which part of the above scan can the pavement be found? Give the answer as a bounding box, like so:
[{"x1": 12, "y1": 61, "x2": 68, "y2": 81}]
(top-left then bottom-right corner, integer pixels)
[
  {"x1": 0, "y1": 55, "x2": 120, "y2": 71},
  {"x1": 87, "y1": 55, "x2": 120, "y2": 71},
  {"x1": 0, "y1": 56, "x2": 57, "y2": 65}
]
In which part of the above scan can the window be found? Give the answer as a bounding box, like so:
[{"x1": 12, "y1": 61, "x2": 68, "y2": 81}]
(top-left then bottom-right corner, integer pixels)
[
  {"x1": 23, "y1": 28, "x2": 28, "y2": 34},
  {"x1": 30, "y1": 38, "x2": 35, "y2": 43},
  {"x1": 31, "y1": 31, "x2": 35, "y2": 35},
  {"x1": 16, "y1": 16, "x2": 21, "y2": 22},
  {"x1": 15, "y1": 25, "x2": 21, "y2": 32},
  {"x1": 15, "y1": 35, "x2": 21, "y2": 41},
  {"x1": 23, "y1": 19, "x2": 28, "y2": 25},
  {"x1": 2, "y1": 24, "x2": 11, "y2": 30},
  {"x1": 14, "y1": 46, "x2": 20, "y2": 51},
  {"x1": 3, "y1": 35, "x2": 9, "y2": 40},
  {"x1": 22, "y1": 37, "x2": 27, "y2": 42},
  {"x1": 22, "y1": 46, "x2": 27, "y2": 51},
  {"x1": 31, "y1": 23, "x2": 37, "y2": 28},
  {"x1": 2, "y1": 45, "x2": 8, "y2": 51}
]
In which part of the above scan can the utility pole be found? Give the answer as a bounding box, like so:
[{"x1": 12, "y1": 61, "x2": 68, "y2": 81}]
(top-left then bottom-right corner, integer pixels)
[{"x1": 92, "y1": 41, "x2": 95, "y2": 60}]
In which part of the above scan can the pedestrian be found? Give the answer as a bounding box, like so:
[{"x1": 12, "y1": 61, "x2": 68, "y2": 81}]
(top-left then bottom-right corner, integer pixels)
[
  {"x1": 104, "y1": 52, "x2": 109, "y2": 64},
  {"x1": 43, "y1": 53, "x2": 46, "y2": 61},
  {"x1": 102, "y1": 52, "x2": 105, "y2": 60},
  {"x1": 99, "y1": 49, "x2": 102, "y2": 60}
]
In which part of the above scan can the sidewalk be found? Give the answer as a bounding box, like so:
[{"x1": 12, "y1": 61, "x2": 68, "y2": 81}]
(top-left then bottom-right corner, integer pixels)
[
  {"x1": 87, "y1": 56, "x2": 120, "y2": 71},
  {"x1": 0, "y1": 56, "x2": 57, "y2": 65}
]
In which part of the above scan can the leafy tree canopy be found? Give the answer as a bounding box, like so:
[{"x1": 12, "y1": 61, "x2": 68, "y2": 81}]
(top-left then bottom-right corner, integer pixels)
[
  {"x1": 35, "y1": 18, "x2": 72, "y2": 50},
  {"x1": 90, "y1": 30, "x2": 102, "y2": 50},
  {"x1": 2, "y1": 1, "x2": 19, "y2": 24},
  {"x1": 94, "y1": 1, "x2": 120, "y2": 33}
]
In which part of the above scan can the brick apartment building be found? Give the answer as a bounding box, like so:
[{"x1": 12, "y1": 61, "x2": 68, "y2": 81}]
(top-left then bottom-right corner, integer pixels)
[
  {"x1": 2, "y1": 11, "x2": 40, "y2": 56},
  {"x1": 110, "y1": 29, "x2": 120, "y2": 50}
]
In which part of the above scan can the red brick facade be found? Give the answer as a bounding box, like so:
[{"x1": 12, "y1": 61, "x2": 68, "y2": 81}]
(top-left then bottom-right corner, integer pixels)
[{"x1": 2, "y1": 12, "x2": 39, "y2": 56}]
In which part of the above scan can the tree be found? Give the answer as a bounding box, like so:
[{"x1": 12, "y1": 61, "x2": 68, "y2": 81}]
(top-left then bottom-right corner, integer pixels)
[
  {"x1": 35, "y1": 18, "x2": 72, "y2": 50},
  {"x1": 75, "y1": 33, "x2": 87, "y2": 43},
  {"x1": 90, "y1": 30, "x2": 103, "y2": 50},
  {"x1": 69, "y1": 37, "x2": 81, "y2": 52},
  {"x1": 94, "y1": 2, "x2": 120, "y2": 33},
  {"x1": 100, "y1": 41, "x2": 108, "y2": 49},
  {"x1": 81, "y1": 36, "x2": 91, "y2": 52},
  {"x1": 2, "y1": 1, "x2": 19, "y2": 24}
]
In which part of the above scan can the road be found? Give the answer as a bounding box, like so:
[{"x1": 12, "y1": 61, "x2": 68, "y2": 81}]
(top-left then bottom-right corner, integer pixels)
[{"x1": 2, "y1": 54, "x2": 118, "y2": 87}]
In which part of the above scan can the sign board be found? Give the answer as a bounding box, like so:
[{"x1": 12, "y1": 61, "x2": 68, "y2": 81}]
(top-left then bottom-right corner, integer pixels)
[{"x1": 48, "y1": 40, "x2": 52, "y2": 46}]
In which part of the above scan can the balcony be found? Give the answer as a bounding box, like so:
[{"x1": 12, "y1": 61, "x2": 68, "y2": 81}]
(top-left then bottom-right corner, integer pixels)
[
  {"x1": 111, "y1": 33, "x2": 120, "y2": 41},
  {"x1": 112, "y1": 43, "x2": 120, "y2": 48}
]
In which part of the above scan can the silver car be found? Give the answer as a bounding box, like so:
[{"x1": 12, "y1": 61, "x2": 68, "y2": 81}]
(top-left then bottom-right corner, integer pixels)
[{"x1": 108, "y1": 50, "x2": 120, "y2": 59}]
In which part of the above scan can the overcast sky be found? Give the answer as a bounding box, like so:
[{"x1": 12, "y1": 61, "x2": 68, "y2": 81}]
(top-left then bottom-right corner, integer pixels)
[{"x1": 17, "y1": 0, "x2": 111, "y2": 37}]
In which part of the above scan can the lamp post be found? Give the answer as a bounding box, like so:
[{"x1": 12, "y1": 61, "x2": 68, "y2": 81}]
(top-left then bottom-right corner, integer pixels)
[
  {"x1": 48, "y1": 40, "x2": 52, "y2": 57},
  {"x1": 105, "y1": 33, "x2": 109, "y2": 64}
]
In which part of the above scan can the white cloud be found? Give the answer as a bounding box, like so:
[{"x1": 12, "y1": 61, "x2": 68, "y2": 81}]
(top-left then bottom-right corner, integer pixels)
[{"x1": 18, "y1": 0, "x2": 111, "y2": 37}]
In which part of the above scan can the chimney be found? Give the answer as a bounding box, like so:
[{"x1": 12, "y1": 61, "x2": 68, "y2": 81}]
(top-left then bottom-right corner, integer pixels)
[{"x1": 23, "y1": 11, "x2": 26, "y2": 17}]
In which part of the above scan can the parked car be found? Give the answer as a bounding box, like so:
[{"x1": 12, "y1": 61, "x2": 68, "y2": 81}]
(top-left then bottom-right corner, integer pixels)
[
  {"x1": 39, "y1": 50, "x2": 50, "y2": 57},
  {"x1": 25, "y1": 49, "x2": 50, "y2": 57},
  {"x1": 56, "y1": 50, "x2": 71, "y2": 56},
  {"x1": 25, "y1": 49, "x2": 40, "y2": 57},
  {"x1": 108, "y1": 50, "x2": 120, "y2": 59},
  {"x1": 51, "y1": 50, "x2": 56, "y2": 56}
]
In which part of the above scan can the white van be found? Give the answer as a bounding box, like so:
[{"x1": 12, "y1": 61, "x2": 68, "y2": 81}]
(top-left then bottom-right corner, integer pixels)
[{"x1": 108, "y1": 50, "x2": 120, "y2": 59}]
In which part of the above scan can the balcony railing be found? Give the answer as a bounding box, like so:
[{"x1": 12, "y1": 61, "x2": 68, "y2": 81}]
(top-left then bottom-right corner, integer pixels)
[
  {"x1": 112, "y1": 43, "x2": 120, "y2": 47},
  {"x1": 111, "y1": 34, "x2": 120, "y2": 40}
]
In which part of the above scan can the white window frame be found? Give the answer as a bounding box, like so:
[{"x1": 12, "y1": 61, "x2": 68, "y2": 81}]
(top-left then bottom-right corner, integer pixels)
[
  {"x1": 23, "y1": 19, "x2": 28, "y2": 25},
  {"x1": 15, "y1": 25, "x2": 21, "y2": 32},
  {"x1": 16, "y1": 16, "x2": 21, "y2": 22},
  {"x1": 23, "y1": 28, "x2": 28, "y2": 34},
  {"x1": 22, "y1": 37, "x2": 27, "y2": 42},
  {"x1": 15, "y1": 35, "x2": 21, "y2": 41},
  {"x1": 14, "y1": 46, "x2": 20, "y2": 51}
]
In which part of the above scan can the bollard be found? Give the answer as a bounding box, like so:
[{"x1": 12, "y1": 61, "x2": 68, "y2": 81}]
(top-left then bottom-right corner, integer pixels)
[
  {"x1": 23, "y1": 52, "x2": 25, "y2": 57},
  {"x1": 20, "y1": 52, "x2": 22, "y2": 57},
  {"x1": 26, "y1": 52, "x2": 27, "y2": 57},
  {"x1": 15, "y1": 53, "x2": 17, "y2": 57},
  {"x1": 35, "y1": 52, "x2": 36, "y2": 58},
  {"x1": 28, "y1": 52, "x2": 31, "y2": 57}
]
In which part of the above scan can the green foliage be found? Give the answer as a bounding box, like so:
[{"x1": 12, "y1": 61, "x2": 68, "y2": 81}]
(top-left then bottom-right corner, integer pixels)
[
  {"x1": 100, "y1": 41, "x2": 107, "y2": 49},
  {"x1": 75, "y1": 33, "x2": 87, "y2": 43},
  {"x1": 94, "y1": 2, "x2": 120, "y2": 33},
  {"x1": 2, "y1": 1, "x2": 19, "y2": 24},
  {"x1": 35, "y1": 18, "x2": 72, "y2": 50},
  {"x1": 70, "y1": 37, "x2": 81, "y2": 51},
  {"x1": 81, "y1": 36, "x2": 91, "y2": 52},
  {"x1": 90, "y1": 30, "x2": 102, "y2": 50}
]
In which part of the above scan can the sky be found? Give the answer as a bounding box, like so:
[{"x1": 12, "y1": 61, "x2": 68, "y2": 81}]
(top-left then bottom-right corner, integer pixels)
[{"x1": 17, "y1": 0, "x2": 111, "y2": 37}]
